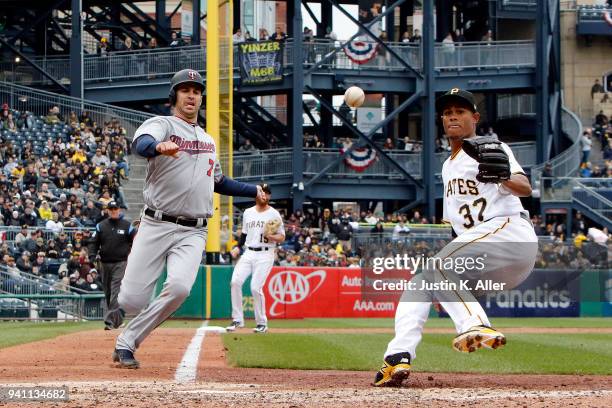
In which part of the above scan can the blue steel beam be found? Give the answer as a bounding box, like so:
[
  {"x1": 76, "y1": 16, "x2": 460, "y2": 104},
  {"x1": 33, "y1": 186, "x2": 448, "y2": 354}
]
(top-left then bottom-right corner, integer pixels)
[
  {"x1": 304, "y1": 86, "x2": 424, "y2": 188},
  {"x1": 291, "y1": 0, "x2": 305, "y2": 212}
]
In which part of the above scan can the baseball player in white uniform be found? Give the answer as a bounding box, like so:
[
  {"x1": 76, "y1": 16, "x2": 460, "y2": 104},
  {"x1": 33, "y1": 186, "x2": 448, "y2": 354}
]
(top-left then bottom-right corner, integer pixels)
[
  {"x1": 226, "y1": 184, "x2": 285, "y2": 333},
  {"x1": 374, "y1": 88, "x2": 538, "y2": 386},
  {"x1": 112, "y1": 69, "x2": 266, "y2": 368}
]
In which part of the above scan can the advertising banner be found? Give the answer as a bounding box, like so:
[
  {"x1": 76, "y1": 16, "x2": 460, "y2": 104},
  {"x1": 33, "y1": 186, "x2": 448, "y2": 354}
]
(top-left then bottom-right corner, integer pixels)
[
  {"x1": 238, "y1": 41, "x2": 284, "y2": 85},
  {"x1": 263, "y1": 267, "x2": 396, "y2": 318}
]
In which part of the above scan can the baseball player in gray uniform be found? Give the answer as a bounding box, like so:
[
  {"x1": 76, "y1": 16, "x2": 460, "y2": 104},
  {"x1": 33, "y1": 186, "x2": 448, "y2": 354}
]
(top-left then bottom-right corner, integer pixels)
[{"x1": 112, "y1": 69, "x2": 266, "y2": 368}]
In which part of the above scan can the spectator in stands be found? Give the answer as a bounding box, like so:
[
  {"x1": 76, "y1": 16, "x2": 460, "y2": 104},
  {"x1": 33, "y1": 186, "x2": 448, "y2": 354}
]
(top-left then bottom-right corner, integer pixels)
[
  {"x1": 3, "y1": 113, "x2": 17, "y2": 132},
  {"x1": 596, "y1": 110, "x2": 608, "y2": 127},
  {"x1": 19, "y1": 206, "x2": 36, "y2": 226},
  {"x1": 383, "y1": 137, "x2": 394, "y2": 150},
  {"x1": 442, "y1": 32, "x2": 455, "y2": 67},
  {"x1": 401, "y1": 31, "x2": 411, "y2": 43},
  {"x1": 8, "y1": 210, "x2": 21, "y2": 226},
  {"x1": 170, "y1": 31, "x2": 184, "y2": 47},
  {"x1": 91, "y1": 148, "x2": 110, "y2": 167},
  {"x1": 233, "y1": 28, "x2": 245, "y2": 44},
  {"x1": 303, "y1": 27, "x2": 315, "y2": 64},
  {"x1": 46, "y1": 212, "x2": 63, "y2": 234},
  {"x1": 392, "y1": 216, "x2": 410, "y2": 240},
  {"x1": 581, "y1": 130, "x2": 592, "y2": 164},
  {"x1": 33, "y1": 252, "x2": 49, "y2": 276},
  {"x1": 410, "y1": 29, "x2": 422, "y2": 44},
  {"x1": 269, "y1": 26, "x2": 287, "y2": 42},
  {"x1": 45, "y1": 106, "x2": 61, "y2": 124},
  {"x1": 592, "y1": 79, "x2": 605, "y2": 99},
  {"x1": 16, "y1": 251, "x2": 32, "y2": 273},
  {"x1": 97, "y1": 37, "x2": 111, "y2": 56},
  {"x1": 455, "y1": 28, "x2": 465, "y2": 43},
  {"x1": 371, "y1": 221, "x2": 384, "y2": 234},
  {"x1": 259, "y1": 28, "x2": 269, "y2": 41},
  {"x1": 333, "y1": 216, "x2": 353, "y2": 251},
  {"x1": 486, "y1": 127, "x2": 499, "y2": 140},
  {"x1": 603, "y1": 140, "x2": 612, "y2": 161}
]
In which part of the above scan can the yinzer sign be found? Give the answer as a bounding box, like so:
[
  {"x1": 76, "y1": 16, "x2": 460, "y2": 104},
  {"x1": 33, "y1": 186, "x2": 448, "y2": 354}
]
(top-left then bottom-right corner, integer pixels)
[{"x1": 238, "y1": 40, "x2": 284, "y2": 85}]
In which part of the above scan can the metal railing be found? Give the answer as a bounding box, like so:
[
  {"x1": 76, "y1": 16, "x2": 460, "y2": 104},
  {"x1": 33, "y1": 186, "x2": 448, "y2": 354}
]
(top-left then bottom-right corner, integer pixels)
[
  {"x1": 539, "y1": 177, "x2": 612, "y2": 224},
  {"x1": 0, "y1": 294, "x2": 104, "y2": 320},
  {"x1": 577, "y1": 5, "x2": 612, "y2": 21},
  {"x1": 231, "y1": 142, "x2": 536, "y2": 180},
  {"x1": 572, "y1": 179, "x2": 612, "y2": 223},
  {"x1": 0, "y1": 82, "x2": 153, "y2": 139},
  {"x1": 433, "y1": 40, "x2": 535, "y2": 70},
  {"x1": 501, "y1": 0, "x2": 537, "y2": 9},
  {"x1": 497, "y1": 94, "x2": 536, "y2": 119},
  {"x1": 532, "y1": 107, "x2": 583, "y2": 187},
  {"x1": 0, "y1": 226, "x2": 95, "y2": 244},
  {"x1": 3, "y1": 40, "x2": 537, "y2": 87}
]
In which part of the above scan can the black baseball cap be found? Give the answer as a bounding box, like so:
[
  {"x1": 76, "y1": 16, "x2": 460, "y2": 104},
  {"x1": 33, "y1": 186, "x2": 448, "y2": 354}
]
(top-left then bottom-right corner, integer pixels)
[
  {"x1": 260, "y1": 183, "x2": 272, "y2": 194},
  {"x1": 436, "y1": 88, "x2": 478, "y2": 113},
  {"x1": 107, "y1": 201, "x2": 120, "y2": 209}
]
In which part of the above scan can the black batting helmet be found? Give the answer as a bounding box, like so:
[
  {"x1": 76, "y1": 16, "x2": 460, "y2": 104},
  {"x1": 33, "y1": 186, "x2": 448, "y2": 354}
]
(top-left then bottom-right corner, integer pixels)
[{"x1": 169, "y1": 69, "x2": 205, "y2": 105}]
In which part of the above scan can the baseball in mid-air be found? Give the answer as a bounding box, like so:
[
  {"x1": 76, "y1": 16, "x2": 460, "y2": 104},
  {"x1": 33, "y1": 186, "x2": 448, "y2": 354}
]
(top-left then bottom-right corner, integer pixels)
[{"x1": 344, "y1": 86, "x2": 365, "y2": 108}]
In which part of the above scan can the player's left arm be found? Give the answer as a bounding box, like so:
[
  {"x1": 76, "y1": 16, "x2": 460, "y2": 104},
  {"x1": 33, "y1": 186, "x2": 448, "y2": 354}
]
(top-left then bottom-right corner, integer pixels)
[{"x1": 499, "y1": 143, "x2": 532, "y2": 197}]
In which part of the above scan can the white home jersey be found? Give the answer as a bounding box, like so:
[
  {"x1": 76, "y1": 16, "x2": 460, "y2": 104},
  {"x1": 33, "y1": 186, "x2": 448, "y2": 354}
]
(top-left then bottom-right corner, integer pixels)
[
  {"x1": 242, "y1": 206, "x2": 285, "y2": 249},
  {"x1": 132, "y1": 116, "x2": 223, "y2": 219},
  {"x1": 442, "y1": 142, "x2": 526, "y2": 236}
]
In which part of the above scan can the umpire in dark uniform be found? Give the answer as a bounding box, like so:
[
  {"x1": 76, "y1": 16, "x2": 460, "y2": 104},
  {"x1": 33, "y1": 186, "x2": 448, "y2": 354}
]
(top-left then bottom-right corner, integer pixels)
[{"x1": 89, "y1": 201, "x2": 136, "y2": 330}]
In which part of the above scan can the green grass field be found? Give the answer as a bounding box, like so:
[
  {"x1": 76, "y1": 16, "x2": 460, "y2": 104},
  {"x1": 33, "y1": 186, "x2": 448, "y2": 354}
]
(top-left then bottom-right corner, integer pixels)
[
  {"x1": 220, "y1": 317, "x2": 612, "y2": 375},
  {"x1": 1, "y1": 318, "x2": 611, "y2": 375}
]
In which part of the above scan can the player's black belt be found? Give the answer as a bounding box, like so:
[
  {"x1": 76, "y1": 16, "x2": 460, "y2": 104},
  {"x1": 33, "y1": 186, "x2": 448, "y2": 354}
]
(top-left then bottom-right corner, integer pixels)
[
  {"x1": 247, "y1": 247, "x2": 271, "y2": 251},
  {"x1": 144, "y1": 208, "x2": 207, "y2": 228}
]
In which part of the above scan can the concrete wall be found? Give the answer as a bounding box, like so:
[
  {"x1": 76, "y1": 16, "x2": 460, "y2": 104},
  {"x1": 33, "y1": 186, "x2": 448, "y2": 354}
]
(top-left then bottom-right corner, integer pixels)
[{"x1": 560, "y1": 8, "x2": 612, "y2": 123}]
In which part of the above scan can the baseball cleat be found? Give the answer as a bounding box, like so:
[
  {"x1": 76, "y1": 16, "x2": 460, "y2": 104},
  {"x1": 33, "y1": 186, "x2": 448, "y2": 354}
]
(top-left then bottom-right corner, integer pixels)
[
  {"x1": 452, "y1": 325, "x2": 506, "y2": 353},
  {"x1": 253, "y1": 325, "x2": 268, "y2": 333},
  {"x1": 112, "y1": 349, "x2": 140, "y2": 369},
  {"x1": 225, "y1": 321, "x2": 244, "y2": 332},
  {"x1": 373, "y1": 352, "x2": 411, "y2": 387}
]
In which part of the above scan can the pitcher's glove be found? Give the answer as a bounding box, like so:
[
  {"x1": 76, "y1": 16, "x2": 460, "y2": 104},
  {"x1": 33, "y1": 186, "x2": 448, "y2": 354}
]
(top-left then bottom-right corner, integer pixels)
[
  {"x1": 264, "y1": 219, "x2": 281, "y2": 236},
  {"x1": 461, "y1": 137, "x2": 511, "y2": 183}
]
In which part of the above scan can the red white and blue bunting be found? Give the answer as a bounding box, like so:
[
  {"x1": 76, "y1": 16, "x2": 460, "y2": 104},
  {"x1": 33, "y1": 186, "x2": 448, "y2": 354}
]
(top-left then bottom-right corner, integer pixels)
[
  {"x1": 342, "y1": 146, "x2": 377, "y2": 172},
  {"x1": 343, "y1": 39, "x2": 379, "y2": 64}
]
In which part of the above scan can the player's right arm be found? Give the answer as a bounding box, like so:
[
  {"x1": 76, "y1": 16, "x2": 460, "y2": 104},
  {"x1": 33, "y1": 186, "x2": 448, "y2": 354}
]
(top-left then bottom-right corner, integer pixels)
[
  {"x1": 132, "y1": 117, "x2": 179, "y2": 158},
  {"x1": 499, "y1": 143, "x2": 531, "y2": 197}
]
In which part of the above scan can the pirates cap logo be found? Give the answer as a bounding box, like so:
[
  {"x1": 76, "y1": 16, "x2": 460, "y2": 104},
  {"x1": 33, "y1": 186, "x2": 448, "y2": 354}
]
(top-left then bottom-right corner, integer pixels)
[
  {"x1": 450, "y1": 88, "x2": 460, "y2": 94},
  {"x1": 188, "y1": 70, "x2": 197, "y2": 80}
]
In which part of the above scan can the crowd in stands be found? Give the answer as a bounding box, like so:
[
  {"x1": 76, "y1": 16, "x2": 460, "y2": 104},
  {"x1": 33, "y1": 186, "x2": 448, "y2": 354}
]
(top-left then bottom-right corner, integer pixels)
[
  {"x1": 0, "y1": 102, "x2": 133, "y2": 292},
  {"x1": 218, "y1": 206, "x2": 610, "y2": 269}
]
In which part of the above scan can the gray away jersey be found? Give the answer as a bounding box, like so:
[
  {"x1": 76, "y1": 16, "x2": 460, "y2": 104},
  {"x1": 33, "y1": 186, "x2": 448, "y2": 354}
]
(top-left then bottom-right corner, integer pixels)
[{"x1": 133, "y1": 115, "x2": 223, "y2": 219}]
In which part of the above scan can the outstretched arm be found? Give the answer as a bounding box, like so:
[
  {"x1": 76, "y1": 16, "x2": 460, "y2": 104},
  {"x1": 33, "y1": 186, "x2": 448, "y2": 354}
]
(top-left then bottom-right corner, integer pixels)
[{"x1": 215, "y1": 176, "x2": 266, "y2": 200}]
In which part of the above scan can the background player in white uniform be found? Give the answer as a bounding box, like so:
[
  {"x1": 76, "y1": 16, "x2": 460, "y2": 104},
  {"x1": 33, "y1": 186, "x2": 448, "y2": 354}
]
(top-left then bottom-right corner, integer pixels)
[
  {"x1": 374, "y1": 88, "x2": 538, "y2": 387},
  {"x1": 227, "y1": 184, "x2": 285, "y2": 333},
  {"x1": 112, "y1": 69, "x2": 266, "y2": 368}
]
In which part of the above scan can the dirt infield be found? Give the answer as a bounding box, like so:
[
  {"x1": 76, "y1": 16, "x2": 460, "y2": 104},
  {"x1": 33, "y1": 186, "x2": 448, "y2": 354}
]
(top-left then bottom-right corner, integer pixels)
[{"x1": 0, "y1": 327, "x2": 610, "y2": 407}]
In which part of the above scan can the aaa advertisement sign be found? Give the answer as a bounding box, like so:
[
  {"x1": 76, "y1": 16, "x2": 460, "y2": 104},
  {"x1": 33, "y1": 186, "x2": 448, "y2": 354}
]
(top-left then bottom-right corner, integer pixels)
[{"x1": 264, "y1": 267, "x2": 396, "y2": 318}]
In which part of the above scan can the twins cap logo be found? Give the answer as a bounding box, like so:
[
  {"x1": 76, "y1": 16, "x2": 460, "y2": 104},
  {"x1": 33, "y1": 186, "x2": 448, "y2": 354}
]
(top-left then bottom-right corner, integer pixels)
[
  {"x1": 450, "y1": 88, "x2": 460, "y2": 94},
  {"x1": 188, "y1": 70, "x2": 197, "y2": 80},
  {"x1": 267, "y1": 270, "x2": 326, "y2": 316}
]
